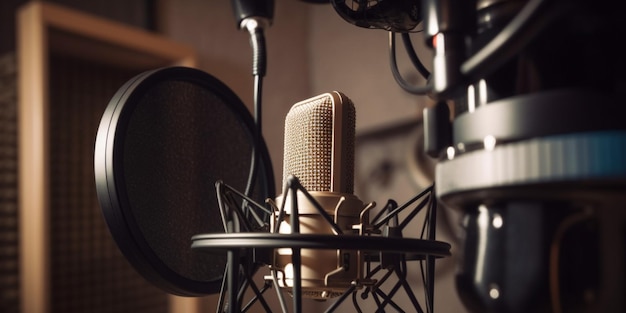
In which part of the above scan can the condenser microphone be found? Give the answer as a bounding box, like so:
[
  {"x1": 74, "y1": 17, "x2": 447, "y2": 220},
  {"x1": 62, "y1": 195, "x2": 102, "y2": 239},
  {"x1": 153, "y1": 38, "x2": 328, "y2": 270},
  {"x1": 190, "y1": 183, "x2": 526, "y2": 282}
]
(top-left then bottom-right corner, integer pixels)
[
  {"x1": 273, "y1": 91, "x2": 368, "y2": 299},
  {"x1": 189, "y1": 90, "x2": 451, "y2": 310}
]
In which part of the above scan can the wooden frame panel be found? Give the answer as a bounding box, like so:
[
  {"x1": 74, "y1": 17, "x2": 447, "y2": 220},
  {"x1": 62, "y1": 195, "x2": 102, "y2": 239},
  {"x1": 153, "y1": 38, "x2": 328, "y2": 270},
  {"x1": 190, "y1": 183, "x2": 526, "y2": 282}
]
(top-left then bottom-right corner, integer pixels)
[{"x1": 17, "y1": 2, "x2": 198, "y2": 312}]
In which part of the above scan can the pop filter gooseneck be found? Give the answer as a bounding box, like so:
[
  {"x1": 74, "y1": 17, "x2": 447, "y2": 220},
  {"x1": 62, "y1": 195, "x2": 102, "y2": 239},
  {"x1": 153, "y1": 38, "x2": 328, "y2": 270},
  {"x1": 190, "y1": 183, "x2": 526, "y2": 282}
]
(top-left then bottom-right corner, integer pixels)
[{"x1": 94, "y1": 66, "x2": 275, "y2": 296}]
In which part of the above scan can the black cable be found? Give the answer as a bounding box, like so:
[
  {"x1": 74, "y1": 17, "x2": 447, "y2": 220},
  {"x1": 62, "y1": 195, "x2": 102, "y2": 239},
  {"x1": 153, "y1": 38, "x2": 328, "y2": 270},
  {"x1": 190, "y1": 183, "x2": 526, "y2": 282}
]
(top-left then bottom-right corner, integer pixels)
[
  {"x1": 461, "y1": 0, "x2": 556, "y2": 80},
  {"x1": 243, "y1": 25, "x2": 267, "y2": 207},
  {"x1": 389, "y1": 32, "x2": 432, "y2": 95},
  {"x1": 401, "y1": 33, "x2": 430, "y2": 79},
  {"x1": 243, "y1": 75, "x2": 262, "y2": 200},
  {"x1": 352, "y1": 291, "x2": 364, "y2": 313}
]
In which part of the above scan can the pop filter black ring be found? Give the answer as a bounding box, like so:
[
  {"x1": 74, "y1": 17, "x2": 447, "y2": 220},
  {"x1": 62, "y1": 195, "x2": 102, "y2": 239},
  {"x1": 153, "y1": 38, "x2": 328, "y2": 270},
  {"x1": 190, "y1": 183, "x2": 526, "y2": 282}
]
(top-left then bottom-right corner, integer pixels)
[{"x1": 94, "y1": 66, "x2": 275, "y2": 296}]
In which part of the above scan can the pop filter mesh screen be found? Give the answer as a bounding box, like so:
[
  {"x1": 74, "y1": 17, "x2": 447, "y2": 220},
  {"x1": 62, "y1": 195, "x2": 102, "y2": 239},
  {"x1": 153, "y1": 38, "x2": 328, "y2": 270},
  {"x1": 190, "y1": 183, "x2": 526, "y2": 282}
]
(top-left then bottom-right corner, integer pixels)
[{"x1": 121, "y1": 80, "x2": 254, "y2": 282}]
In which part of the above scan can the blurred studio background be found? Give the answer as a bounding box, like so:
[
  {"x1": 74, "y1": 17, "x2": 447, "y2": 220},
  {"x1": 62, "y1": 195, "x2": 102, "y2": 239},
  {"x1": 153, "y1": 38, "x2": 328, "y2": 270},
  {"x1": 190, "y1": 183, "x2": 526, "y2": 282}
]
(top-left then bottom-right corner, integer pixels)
[{"x1": 0, "y1": 0, "x2": 465, "y2": 312}]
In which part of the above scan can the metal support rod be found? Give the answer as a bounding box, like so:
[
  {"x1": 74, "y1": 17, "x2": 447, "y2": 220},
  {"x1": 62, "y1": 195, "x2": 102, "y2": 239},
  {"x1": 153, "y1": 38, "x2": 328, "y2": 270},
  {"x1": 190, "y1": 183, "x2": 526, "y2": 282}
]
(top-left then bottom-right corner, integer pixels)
[
  {"x1": 290, "y1": 186, "x2": 302, "y2": 313},
  {"x1": 426, "y1": 193, "x2": 438, "y2": 313},
  {"x1": 227, "y1": 250, "x2": 240, "y2": 313}
]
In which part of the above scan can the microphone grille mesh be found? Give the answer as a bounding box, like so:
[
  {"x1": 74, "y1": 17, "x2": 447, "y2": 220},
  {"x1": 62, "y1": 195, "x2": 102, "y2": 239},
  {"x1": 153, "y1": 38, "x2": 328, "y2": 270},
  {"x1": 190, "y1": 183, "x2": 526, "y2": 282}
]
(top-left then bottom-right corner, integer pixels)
[{"x1": 283, "y1": 92, "x2": 355, "y2": 193}]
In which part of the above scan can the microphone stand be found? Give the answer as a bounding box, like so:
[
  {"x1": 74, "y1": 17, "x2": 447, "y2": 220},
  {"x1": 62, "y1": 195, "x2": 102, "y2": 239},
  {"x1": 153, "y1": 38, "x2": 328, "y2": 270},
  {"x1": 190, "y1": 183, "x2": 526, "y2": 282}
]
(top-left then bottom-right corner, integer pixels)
[{"x1": 198, "y1": 179, "x2": 451, "y2": 313}]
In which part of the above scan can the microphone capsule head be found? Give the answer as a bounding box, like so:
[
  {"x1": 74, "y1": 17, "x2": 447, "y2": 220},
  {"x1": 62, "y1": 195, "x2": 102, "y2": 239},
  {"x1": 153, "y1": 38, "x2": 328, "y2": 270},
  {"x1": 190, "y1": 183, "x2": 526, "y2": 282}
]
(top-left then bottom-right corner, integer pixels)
[{"x1": 282, "y1": 91, "x2": 356, "y2": 193}]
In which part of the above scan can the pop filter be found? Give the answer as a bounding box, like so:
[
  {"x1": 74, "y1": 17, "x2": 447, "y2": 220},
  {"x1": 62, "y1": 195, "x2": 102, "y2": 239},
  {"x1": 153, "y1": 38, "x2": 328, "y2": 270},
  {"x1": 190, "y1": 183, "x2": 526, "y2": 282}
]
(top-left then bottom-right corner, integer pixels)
[{"x1": 94, "y1": 66, "x2": 274, "y2": 296}]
